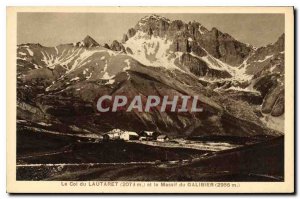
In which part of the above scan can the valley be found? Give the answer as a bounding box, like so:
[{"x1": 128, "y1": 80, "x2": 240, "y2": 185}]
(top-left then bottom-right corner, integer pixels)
[{"x1": 16, "y1": 124, "x2": 283, "y2": 181}]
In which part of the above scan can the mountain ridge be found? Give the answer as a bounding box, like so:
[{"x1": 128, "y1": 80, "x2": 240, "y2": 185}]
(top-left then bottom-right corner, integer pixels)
[{"x1": 16, "y1": 14, "x2": 285, "y2": 137}]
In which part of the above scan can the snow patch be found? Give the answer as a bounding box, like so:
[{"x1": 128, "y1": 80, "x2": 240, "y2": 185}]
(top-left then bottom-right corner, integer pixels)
[
  {"x1": 38, "y1": 122, "x2": 52, "y2": 126},
  {"x1": 17, "y1": 57, "x2": 27, "y2": 61},
  {"x1": 83, "y1": 69, "x2": 88, "y2": 75},
  {"x1": 86, "y1": 72, "x2": 92, "y2": 80},
  {"x1": 198, "y1": 25, "x2": 206, "y2": 34},
  {"x1": 222, "y1": 86, "x2": 260, "y2": 94},
  {"x1": 18, "y1": 52, "x2": 27, "y2": 56},
  {"x1": 26, "y1": 48, "x2": 34, "y2": 56},
  {"x1": 233, "y1": 52, "x2": 256, "y2": 81},
  {"x1": 193, "y1": 54, "x2": 223, "y2": 71},
  {"x1": 33, "y1": 64, "x2": 39, "y2": 69},
  {"x1": 79, "y1": 41, "x2": 84, "y2": 47},
  {"x1": 55, "y1": 47, "x2": 59, "y2": 55},
  {"x1": 105, "y1": 79, "x2": 115, "y2": 85},
  {"x1": 123, "y1": 31, "x2": 182, "y2": 71},
  {"x1": 261, "y1": 113, "x2": 284, "y2": 133},
  {"x1": 102, "y1": 72, "x2": 111, "y2": 79},
  {"x1": 123, "y1": 59, "x2": 131, "y2": 71},
  {"x1": 270, "y1": 65, "x2": 277, "y2": 72},
  {"x1": 70, "y1": 77, "x2": 80, "y2": 81},
  {"x1": 256, "y1": 55, "x2": 273, "y2": 63}
]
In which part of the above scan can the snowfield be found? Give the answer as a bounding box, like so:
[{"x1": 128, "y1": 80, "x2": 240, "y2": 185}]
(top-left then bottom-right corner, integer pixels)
[{"x1": 123, "y1": 31, "x2": 183, "y2": 71}]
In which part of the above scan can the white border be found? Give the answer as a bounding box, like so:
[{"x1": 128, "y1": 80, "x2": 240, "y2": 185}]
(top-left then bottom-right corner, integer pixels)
[{"x1": 1, "y1": 1, "x2": 299, "y2": 198}]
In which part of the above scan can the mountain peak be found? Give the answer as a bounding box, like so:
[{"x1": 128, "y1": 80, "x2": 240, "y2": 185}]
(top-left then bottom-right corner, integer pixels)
[
  {"x1": 140, "y1": 14, "x2": 171, "y2": 22},
  {"x1": 83, "y1": 35, "x2": 93, "y2": 40},
  {"x1": 137, "y1": 14, "x2": 171, "y2": 27},
  {"x1": 75, "y1": 35, "x2": 100, "y2": 48}
]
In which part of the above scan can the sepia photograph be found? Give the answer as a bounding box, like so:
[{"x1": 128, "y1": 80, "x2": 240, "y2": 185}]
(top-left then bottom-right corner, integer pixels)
[{"x1": 6, "y1": 6, "x2": 294, "y2": 193}]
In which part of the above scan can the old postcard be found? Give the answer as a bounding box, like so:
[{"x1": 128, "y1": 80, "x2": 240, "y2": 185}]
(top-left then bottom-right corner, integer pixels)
[{"x1": 7, "y1": 7, "x2": 294, "y2": 193}]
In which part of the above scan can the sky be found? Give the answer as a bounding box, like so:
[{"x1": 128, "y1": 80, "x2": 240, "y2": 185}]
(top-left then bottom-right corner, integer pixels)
[{"x1": 17, "y1": 13, "x2": 284, "y2": 47}]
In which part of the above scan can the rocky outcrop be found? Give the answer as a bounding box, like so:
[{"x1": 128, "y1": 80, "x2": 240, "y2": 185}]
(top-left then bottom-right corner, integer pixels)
[
  {"x1": 75, "y1": 35, "x2": 100, "y2": 48},
  {"x1": 253, "y1": 73, "x2": 285, "y2": 117},
  {"x1": 122, "y1": 34, "x2": 128, "y2": 43},
  {"x1": 253, "y1": 74, "x2": 280, "y2": 98},
  {"x1": 197, "y1": 28, "x2": 252, "y2": 66},
  {"x1": 244, "y1": 34, "x2": 285, "y2": 78},
  {"x1": 103, "y1": 43, "x2": 111, "y2": 49},
  {"x1": 271, "y1": 90, "x2": 284, "y2": 116},
  {"x1": 180, "y1": 53, "x2": 232, "y2": 78},
  {"x1": 124, "y1": 14, "x2": 252, "y2": 66},
  {"x1": 110, "y1": 40, "x2": 126, "y2": 52},
  {"x1": 134, "y1": 15, "x2": 171, "y2": 38},
  {"x1": 247, "y1": 35, "x2": 285, "y2": 117},
  {"x1": 262, "y1": 86, "x2": 283, "y2": 114},
  {"x1": 126, "y1": 47, "x2": 133, "y2": 54},
  {"x1": 127, "y1": 28, "x2": 137, "y2": 38}
]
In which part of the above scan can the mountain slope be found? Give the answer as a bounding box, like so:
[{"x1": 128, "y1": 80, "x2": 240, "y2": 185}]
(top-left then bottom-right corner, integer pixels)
[
  {"x1": 16, "y1": 15, "x2": 285, "y2": 136},
  {"x1": 122, "y1": 14, "x2": 253, "y2": 68}
]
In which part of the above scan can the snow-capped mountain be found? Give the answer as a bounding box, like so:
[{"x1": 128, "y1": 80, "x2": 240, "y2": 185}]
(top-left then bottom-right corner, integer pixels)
[
  {"x1": 16, "y1": 14, "x2": 285, "y2": 136},
  {"x1": 118, "y1": 15, "x2": 254, "y2": 80}
]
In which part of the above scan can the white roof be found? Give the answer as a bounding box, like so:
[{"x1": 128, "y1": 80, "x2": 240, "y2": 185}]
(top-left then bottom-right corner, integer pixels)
[
  {"x1": 111, "y1": 129, "x2": 122, "y2": 133},
  {"x1": 124, "y1": 131, "x2": 139, "y2": 136},
  {"x1": 157, "y1": 135, "x2": 168, "y2": 139},
  {"x1": 145, "y1": 131, "x2": 154, "y2": 133},
  {"x1": 144, "y1": 131, "x2": 154, "y2": 135}
]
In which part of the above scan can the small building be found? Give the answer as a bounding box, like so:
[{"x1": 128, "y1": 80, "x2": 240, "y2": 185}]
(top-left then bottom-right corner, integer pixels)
[
  {"x1": 112, "y1": 132, "x2": 122, "y2": 139},
  {"x1": 103, "y1": 133, "x2": 115, "y2": 141},
  {"x1": 120, "y1": 131, "x2": 139, "y2": 141},
  {"x1": 139, "y1": 131, "x2": 160, "y2": 140},
  {"x1": 110, "y1": 129, "x2": 123, "y2": 139},
  {"x1": 139, "y1": 136, "x2": 147, "y2": 141},
  {"x1": 157, "y1": 135, "x2": 169, "y2": 142},
  {"x1": 144, "y1": 131, "x2": 155, "y2": 137},
  {"x1": 103, "y1": 129, "x2": 123, "y2": 141}
]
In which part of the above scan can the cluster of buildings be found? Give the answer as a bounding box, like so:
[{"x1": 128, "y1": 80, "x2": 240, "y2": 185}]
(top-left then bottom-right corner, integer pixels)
[{"x1": 103, "y1": 129, "x2": 169, "y2": 142}]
